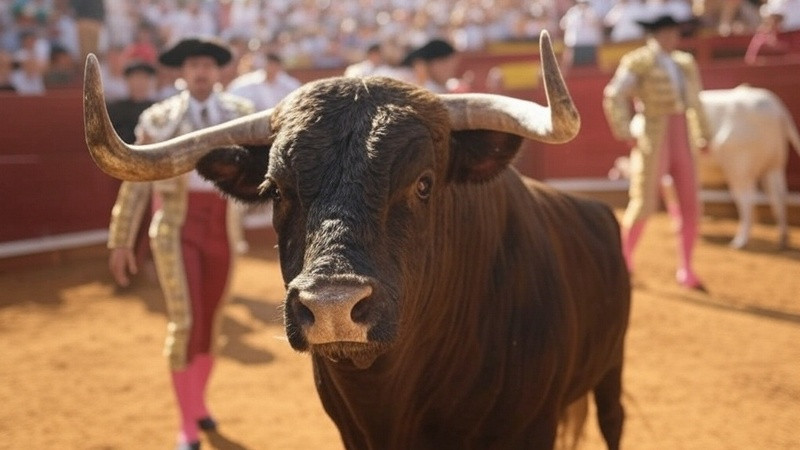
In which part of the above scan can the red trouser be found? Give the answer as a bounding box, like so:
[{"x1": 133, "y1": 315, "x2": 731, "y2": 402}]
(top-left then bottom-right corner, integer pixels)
[{"x1": 181, "y1": 192, "x2": 231, "y2": 361}]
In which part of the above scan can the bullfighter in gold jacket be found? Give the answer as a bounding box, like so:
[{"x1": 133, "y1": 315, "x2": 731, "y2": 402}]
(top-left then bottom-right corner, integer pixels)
[
  {"x1": 603, "y1": 14, "x2": 712, "y2": 290},
  {"x1": 107, "y1": 37, "x2": 253, "y2": 450}
]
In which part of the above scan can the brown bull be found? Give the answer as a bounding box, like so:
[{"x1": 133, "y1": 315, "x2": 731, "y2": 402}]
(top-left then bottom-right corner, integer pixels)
[{"x1": 84, "y1": 32, "x2": 630, "y2": 450}]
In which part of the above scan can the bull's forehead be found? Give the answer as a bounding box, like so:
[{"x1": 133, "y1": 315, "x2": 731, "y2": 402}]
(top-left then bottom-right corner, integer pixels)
[{"x1": 270, "y1": 77, "x2": 449, "y2": 205}]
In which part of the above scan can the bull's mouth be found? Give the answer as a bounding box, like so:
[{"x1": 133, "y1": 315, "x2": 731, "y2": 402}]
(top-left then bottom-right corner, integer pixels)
[{"x1": 311, "y1": 341, "x2": 390, "y2": 369}]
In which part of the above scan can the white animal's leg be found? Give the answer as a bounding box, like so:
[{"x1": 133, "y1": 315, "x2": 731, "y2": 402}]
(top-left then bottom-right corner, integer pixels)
[
  {"x1": 729, "y1": 183, "x2": 757, "y2": 249},
  {"x1": 762, "y1": 169, "x2": 789, "y2": 249}
]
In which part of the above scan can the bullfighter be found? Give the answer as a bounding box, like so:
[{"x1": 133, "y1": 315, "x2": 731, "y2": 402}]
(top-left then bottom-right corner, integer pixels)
[
  {"x1": 106, "y1": 36, "x2": 253, "y2": 450},
  {"x1": 603, "y1": 13, "x2": 712, "y2": 290}
]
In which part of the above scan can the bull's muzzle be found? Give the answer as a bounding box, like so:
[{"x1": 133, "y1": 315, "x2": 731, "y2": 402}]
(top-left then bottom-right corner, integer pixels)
[{"x1": 287, "y1": 277, "x2": 376, "y2": 345}]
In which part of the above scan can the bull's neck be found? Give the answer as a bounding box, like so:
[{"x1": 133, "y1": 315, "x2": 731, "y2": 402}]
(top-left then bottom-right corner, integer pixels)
[{"x1": 429, "y1": 170, "x2": 518, "y2": 283}]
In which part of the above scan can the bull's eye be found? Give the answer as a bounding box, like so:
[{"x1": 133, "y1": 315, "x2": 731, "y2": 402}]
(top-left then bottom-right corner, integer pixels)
[
  {"x1": 416, "y1": 173, "x2": 433, "y2": 200},
  {"x1": 259, "y1": 178, "x2": 282, "y2": 203},
  {"x1": 269, "y1": 185, "x2": 282, "y2": 202}
]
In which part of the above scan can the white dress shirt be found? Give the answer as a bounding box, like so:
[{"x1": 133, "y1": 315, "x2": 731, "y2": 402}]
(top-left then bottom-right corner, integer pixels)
[
  {"x1": 560, "y1": 4, "x2": 604, "y2": 47},
  {"x1": 186, "y1": 95, "x2": 223, "y2": 191},
  {"x1": 228, "y1": 69, "x2": 301, "y2": 111}
]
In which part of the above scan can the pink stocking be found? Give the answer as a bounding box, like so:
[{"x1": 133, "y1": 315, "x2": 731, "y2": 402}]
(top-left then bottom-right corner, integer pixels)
[
  {"x1": 664, "y1": 115, "x2": 703, "y2": 287},
  {"x1": 171, "y1": 367, "x2": 200, "y2": 444},
  {"x1": 192, "y1": 353, "x2": 214, "y2": 419},
  {"x1": 671, "y1": 170, "x2": 701, "y2": 286},
  {"x1": 622, "y1": 220, "x2": 647, "y2": 274}
]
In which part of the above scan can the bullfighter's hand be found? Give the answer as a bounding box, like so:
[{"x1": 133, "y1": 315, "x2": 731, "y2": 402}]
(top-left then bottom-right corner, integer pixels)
[{"x1": 109, "y1": 248, "x2": 138, "y2": 287}]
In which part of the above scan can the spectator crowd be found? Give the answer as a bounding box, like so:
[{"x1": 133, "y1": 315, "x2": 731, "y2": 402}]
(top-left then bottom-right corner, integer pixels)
[{"x1": 1, "y1": 0, "x2": 799, "y2": 96}]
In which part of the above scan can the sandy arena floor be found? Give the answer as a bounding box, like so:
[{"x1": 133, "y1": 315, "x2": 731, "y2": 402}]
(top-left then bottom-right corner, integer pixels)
[{"x1": 1, "y1": 212, "x2": 799, "y2": 449}]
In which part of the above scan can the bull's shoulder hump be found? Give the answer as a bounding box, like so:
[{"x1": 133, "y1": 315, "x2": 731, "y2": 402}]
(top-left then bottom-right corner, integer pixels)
[
  {"x1": 521, "y1": 179, "x2": 620, "y2": 241},
  {"x1": 523, "y1": 177, "x2": 612, "y2": 212}
]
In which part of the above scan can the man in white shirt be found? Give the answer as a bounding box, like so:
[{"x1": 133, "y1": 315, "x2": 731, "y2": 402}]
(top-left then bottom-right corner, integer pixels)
[
  {"x1": 560, "y1": 0, "x2": 604, "y2": 68},
  {"x1": 399, "y1": 38, "x2": 466, "y2": 94},
  {"x1": 11, "y1": 29, "x2": 48, "y2": 95},
  {"x1": 605, "y1": 0, "x2": 647, "y2": 42},
  {"x1": 344, "y1": 42, "x2": 384, "y2": 78},
  {"x1": 165, "y1": 0, "x2": 217, "y2": 43},
  {"x1": 767, "y1": 0, "x2": 800, "y2": 30},
  {"x1": 227, "y1": 51, "x2": 301, "y2": 111}
]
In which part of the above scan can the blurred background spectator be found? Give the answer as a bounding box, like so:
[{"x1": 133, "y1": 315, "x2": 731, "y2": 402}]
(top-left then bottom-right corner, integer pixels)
[
  {"x1": 43, "y1": 43, "x2": 77, "y2": 87},
  {"x1": 765, "y1": 0, "x2": 800, "y2": 31},
  {"x1": 400, "y1": 37, "x2": 465, "y2": 92},
  {"x1": 49, "y1": 0, "x2": 79, "y2": 59},
  {"x1": 99, "y1": 44, "x2": 127, "y2": 101},
  {"x1": 344, "y1": 42, "x2": 385, "y2": 77},
  {"x1": 745, "y1": 3, "x2": 789, "y2": 63},
  {"x1": 560, "y1": 0, "x2": 604, "y2": 69},
  {"x1": 694, "y1": 0, "x2": 760, "y2": 36},
  {"x1": 11, "y1": 27, "x2": 47, "y2": 94},
  {"x1": 106, "y1": 60, "x2": 156, "y2": 144},
  {"x1": 228, "y1": 50, "x2": 301, "y2": 111},
  {"x1": 123, "y1": 21, "x2": 158, "y2": 65},
  {"x1": 0, "y1": 47, "x2": 16, "y2": 90},
  {"x1": 71, "y1": 0, "x2": 105, "y2": 62},
  {"x1": 605, "y1": 0, "x2": 646, "y2": 42}
]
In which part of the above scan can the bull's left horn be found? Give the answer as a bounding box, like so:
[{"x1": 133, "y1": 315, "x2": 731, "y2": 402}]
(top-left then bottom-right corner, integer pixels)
[
  {"x1": 441, "y1": 30, "x2": 580, "y2": 144},
  {"x1": 83, "y1": 54, "x2": 274, "y2": 181}
]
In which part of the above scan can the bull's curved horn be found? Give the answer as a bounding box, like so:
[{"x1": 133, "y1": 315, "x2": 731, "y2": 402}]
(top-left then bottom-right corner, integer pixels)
[
  {"x1": 83, "y1": 54, "x2": 274, "y2": 181},
  {"x1": 441, "y1": 30, "x2": 580, "y2": 144}
]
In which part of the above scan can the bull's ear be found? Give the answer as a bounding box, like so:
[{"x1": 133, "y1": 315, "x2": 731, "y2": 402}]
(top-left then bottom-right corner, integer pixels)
[
  {"x1": 448, "y1": 130, "x2": 524, "y2": 183},
  {"x1": 196, "y1": 145, "x2": 271, "y2": 202}
]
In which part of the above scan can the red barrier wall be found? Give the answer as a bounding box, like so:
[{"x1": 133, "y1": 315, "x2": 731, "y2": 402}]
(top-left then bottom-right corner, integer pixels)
[
  {"x1": 2, "y1": 42, "x2": 799, "y2": 245},
  {"x1": 0, "y1": 92, "x2": 120, "y2": 243}
]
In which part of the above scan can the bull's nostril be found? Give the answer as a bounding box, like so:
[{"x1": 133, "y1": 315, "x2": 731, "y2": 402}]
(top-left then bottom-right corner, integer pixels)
[
  {"x1": 293, "y1": 300, "x2": 315, "y2": 327},
  {"x1": 350, "y1": 297, "x2": 371, "y2": 323}
]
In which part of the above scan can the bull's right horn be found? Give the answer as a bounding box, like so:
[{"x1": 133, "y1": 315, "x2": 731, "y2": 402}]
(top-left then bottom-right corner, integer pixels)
[
  {"x1": 441, "y1": 30, "x2": 580, "y2": 144},
  {"x1": 83, "y1": 54, "x2": 274, "y2": 181}
]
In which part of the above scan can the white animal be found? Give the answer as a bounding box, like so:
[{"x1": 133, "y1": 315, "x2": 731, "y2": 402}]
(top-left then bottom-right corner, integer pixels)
[{"x1": 700, "y1": 85, "x2": 800, "y2": 249}]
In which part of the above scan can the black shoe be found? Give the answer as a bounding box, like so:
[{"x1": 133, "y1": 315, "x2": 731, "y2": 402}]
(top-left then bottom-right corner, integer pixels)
[
  {"x1": 197, "y1": 416, "x2": 218, "y2": 432},
  {"x1": 175, "y1": 441, "x2": 200, "y2": 450}
]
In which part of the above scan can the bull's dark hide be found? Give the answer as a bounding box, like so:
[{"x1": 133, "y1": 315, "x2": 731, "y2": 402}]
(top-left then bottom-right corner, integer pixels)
[{"x1": 197, "y1": 76, "x2": 630, "y2": 450}]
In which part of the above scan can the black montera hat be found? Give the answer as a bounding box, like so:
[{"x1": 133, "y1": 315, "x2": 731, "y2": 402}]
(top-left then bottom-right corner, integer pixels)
[
  {"x1": 401, "y1": 39, "x2": 456, "y2": 67},
  {"x1": 636, "y1": 14, "x2": 685, "y2": 31},
  {"x1": 158, "y1": 37, "x2": 232, "y2": 67}
]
